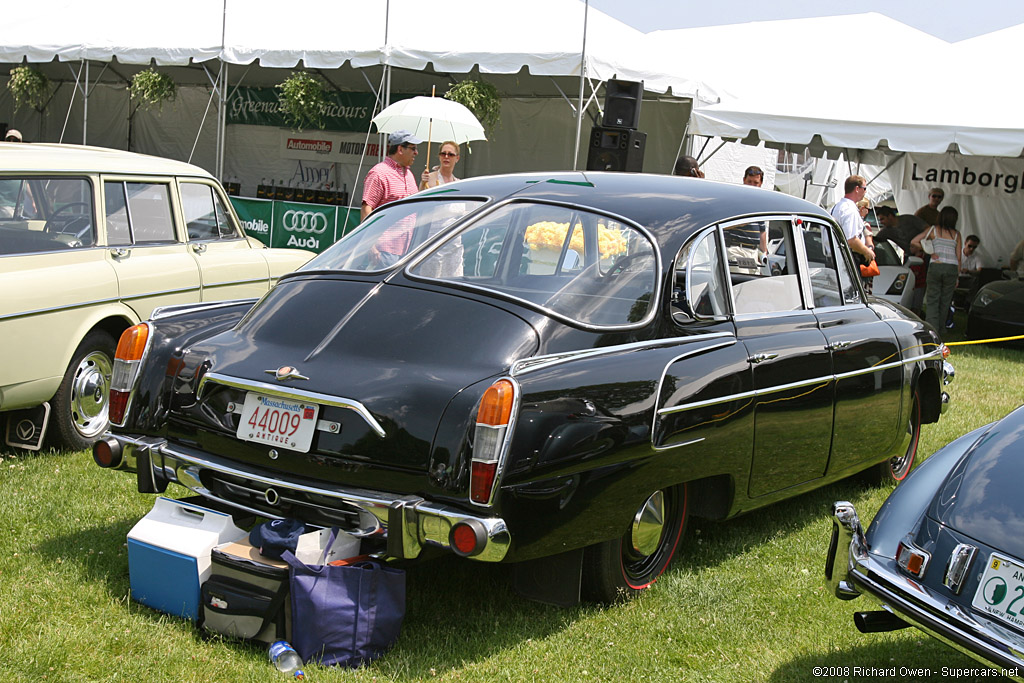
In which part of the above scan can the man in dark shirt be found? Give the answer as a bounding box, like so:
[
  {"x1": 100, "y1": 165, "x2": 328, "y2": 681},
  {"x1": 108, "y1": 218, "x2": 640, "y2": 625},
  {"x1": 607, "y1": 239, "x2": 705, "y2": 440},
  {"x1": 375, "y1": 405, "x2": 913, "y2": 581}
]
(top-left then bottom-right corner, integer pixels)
[
  {"x1": 915, "y1": 187, "x2": 943, "y2": 227},
  {"x1": 875, "y1": 206, "x2": 926, "y2": 256}
]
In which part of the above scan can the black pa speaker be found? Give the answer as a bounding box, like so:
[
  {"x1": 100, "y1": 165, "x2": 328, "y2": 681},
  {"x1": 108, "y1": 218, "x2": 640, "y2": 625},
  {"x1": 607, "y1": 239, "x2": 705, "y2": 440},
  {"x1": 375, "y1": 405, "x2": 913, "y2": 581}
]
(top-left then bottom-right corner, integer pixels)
[
  {"x1": 586, "y1": 127, "x2": 646, "y2": 173},
  {"x1": 602, "y1": 79, "x2": 643, "y2": 130}
]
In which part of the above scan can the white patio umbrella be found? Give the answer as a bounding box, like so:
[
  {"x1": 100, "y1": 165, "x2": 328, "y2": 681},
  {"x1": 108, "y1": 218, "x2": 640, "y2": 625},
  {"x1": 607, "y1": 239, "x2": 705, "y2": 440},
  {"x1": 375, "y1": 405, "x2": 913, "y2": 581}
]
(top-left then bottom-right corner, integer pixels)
[{"x1": 371, "y1": 96, "x2": 487, "y2": 144}]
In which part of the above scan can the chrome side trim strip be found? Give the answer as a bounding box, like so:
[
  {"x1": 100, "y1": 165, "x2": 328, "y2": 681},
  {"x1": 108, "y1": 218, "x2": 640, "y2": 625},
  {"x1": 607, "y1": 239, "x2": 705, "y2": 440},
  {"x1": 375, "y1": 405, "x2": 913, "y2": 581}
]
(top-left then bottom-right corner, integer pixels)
[
  {"x1": 150, "y1": 297, "x2": 258, "y2": 321},
  {"x1": 652, "y1": 436, "x2": 705, "y2": 452},
  {"x1": 656, "y1": 347, "x2": 940, "y2": 418},
  {"x1": 0, "y1": 287, "x2": 197, "y2": 322},
  {"x1": 512, "y1": 332, "x2": 735, "y2": 376},
  {"x1": 198, "y1": 372, "x2": 387, "y2": 438}
]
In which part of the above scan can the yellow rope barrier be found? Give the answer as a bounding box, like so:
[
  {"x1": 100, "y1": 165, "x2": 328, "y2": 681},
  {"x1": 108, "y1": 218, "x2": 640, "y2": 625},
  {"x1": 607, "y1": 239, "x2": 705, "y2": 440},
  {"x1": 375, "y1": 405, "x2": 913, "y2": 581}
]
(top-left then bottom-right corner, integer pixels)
[{"x1": 946, "y1": 334, "x2": 1024, "y2": 347}]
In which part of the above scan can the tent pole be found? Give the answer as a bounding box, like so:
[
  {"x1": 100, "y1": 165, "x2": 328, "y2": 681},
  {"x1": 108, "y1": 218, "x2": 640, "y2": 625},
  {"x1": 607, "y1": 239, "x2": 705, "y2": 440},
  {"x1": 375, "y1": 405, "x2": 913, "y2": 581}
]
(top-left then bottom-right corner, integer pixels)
[
  {"x1": 216, "y1": 62, "x2": 228, "y2": 179},
  {"x1": 82, "y1": 61, "x2": 89, "y2": 145},
  {"x1": 572, "y1": 0, "x2": 589, "y2": 171}
]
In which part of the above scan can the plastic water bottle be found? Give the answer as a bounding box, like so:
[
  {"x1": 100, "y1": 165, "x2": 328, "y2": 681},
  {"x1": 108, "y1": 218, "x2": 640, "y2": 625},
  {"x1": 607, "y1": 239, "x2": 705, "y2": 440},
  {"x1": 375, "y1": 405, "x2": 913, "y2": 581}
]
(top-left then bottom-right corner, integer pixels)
[{"x1": 268, "y1": 641, "x2": 305, "y2": 679}]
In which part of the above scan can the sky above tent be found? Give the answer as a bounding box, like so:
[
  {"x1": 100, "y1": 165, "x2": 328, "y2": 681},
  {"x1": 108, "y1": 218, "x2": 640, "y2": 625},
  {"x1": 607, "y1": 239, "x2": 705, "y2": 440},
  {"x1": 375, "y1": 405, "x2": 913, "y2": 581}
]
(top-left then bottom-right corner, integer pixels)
[{"x1": 587, "y1": 0, "x2": 1024, "y2": 42}]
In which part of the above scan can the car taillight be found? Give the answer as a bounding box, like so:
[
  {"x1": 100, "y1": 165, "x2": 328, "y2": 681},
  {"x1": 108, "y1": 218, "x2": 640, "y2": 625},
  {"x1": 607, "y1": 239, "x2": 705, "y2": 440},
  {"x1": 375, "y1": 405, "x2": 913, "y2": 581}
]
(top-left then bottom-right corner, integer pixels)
[
  {"x1": 109, "y1": 323, "x2": 151, "y2": 426},
  {"x1": 896, "y1": 538, "x2": 931, "y2": 578},
  {"x1": 470, "y1": 379, "x2": 516, "y2": 505}
]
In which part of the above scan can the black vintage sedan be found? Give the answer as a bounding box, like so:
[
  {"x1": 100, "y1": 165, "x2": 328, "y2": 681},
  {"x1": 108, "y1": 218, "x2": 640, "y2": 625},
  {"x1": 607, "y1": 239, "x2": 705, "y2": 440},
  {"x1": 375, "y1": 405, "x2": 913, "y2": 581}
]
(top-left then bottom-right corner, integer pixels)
[
  {"x1": 95, "y1": 172, "x2": 952, "y2": 604},
  {"x1": 826, "y1": 405, "x2": 1024, "y2": 680}
]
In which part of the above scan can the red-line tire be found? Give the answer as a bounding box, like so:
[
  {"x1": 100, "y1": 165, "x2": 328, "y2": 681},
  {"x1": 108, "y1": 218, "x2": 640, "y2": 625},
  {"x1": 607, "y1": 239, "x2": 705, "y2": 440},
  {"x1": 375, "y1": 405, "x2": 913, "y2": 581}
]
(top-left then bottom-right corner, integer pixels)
[{"x1": 581, "y1": 483, "x2": 688, "y2": 603}]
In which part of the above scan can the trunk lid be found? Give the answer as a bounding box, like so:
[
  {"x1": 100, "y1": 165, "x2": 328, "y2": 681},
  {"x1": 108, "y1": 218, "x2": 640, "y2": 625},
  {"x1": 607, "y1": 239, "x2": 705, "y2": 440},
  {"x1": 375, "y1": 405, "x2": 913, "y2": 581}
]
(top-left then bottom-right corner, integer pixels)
[{"x1": 177, "y1": 276, "x2": 539, "y2": 474}]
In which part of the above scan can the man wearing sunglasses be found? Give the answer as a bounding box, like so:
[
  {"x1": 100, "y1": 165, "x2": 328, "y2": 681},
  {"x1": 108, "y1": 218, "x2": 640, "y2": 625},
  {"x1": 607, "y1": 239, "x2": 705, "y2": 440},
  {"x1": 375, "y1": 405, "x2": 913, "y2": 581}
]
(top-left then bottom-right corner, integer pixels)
[
  {"x1": 915, "y1": 187, "x2": 944, "y2": 228},
  {"x1": 361, "y1": 130, "x2": 422, "y2": 221}
]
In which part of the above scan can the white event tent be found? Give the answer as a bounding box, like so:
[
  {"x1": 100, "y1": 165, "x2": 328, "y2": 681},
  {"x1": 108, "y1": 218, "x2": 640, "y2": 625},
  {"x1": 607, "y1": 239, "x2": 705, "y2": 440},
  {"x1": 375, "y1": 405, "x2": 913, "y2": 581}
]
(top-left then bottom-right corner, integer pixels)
[
  {"x1": 649, "y1": 13, "x2": 1024, "y2": 262},
  {"x1": 0, "y1": 0, "x2": 719, "y2": 198}
]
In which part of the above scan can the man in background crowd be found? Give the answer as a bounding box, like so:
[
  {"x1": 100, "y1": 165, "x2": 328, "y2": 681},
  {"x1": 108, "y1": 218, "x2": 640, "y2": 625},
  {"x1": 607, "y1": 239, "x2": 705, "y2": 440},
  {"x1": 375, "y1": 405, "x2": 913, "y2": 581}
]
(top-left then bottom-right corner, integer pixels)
[
  {"x1": 874, "y1": 206, "x2": 926, "y2": 256},
  {"x1": 4, "y1": 129, "x2": 22, "y2": 142},
  {"x1": 960, "y1": 234, "x2": 982, "y2": 275},
  {"x1": 361, "y1": 130, "x2": 422, "y2": 221},
  {"x1": 674, "y1": 156, "x2": 704, "y2": 178},
  {"x1": 915, "y1": 187, "x2": 943, "y2": 227}
]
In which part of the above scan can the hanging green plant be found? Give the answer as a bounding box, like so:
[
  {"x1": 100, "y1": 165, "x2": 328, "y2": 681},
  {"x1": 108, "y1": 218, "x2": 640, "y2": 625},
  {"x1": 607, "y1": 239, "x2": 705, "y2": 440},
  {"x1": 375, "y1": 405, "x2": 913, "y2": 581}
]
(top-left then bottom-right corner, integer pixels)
[
  {"x1": 445, "y1": 79, "x2": 501, "y2": 130},
  {"x1": 276, "y1": 72, "x2": 326, "y2": 130},
  {"x1": 129, "y1": 68, "x2": 177, "y2": 111},
  {"x1": 8, "y1": 65, "x2": 50, "y2": 111}
]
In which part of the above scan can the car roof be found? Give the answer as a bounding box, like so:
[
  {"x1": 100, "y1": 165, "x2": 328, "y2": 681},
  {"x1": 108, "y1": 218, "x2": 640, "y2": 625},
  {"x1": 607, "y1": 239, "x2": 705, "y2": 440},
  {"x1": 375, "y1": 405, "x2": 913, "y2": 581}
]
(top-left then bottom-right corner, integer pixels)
[
  {"x1": 418, "y1": 171, "x2": 834, "y2": 254},
  {"x1": 0, "y1": 142, "x2": 215, "y2": 178}
]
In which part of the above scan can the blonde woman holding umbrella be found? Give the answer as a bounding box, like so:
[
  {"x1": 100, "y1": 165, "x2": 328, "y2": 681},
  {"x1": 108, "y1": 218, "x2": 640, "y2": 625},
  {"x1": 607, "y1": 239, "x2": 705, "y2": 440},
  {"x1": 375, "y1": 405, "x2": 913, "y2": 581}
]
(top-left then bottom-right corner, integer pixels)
[{"x1": 420, "y1": 140, "x2": 461, "y2": 190}]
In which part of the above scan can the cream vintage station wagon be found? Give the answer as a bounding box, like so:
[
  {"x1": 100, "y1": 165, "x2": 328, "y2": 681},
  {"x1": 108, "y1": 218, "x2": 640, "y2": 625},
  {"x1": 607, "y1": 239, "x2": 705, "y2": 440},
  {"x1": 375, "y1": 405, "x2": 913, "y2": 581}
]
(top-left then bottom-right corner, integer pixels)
[{"x1": 0, "y1": 143, "x2": 312, "y2": 451}]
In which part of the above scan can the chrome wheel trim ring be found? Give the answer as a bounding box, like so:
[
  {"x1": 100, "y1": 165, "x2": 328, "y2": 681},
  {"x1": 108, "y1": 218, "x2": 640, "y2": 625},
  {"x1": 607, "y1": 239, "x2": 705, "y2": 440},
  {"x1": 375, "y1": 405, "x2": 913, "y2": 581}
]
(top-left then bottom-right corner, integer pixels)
[
  {"x1": 631, "y1": 490, "x2": 665, "y2": 557},
  {"x1": 70, "y1": 350, "x2": 112, "y2": 437}
]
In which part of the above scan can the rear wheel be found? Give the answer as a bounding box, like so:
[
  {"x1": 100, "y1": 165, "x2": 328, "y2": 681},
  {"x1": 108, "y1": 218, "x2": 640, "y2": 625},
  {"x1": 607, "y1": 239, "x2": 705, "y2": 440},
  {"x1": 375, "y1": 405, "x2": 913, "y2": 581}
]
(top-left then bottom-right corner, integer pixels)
[
  {"x1": 877, "y1": 389, "x2": 922, "y2": 483},
  {"x1": 50, "y1": 330, "x2": 116, "y2": 451},
  {"x1": 581, "y1": 483, "x2": 688, "y2": 603}
]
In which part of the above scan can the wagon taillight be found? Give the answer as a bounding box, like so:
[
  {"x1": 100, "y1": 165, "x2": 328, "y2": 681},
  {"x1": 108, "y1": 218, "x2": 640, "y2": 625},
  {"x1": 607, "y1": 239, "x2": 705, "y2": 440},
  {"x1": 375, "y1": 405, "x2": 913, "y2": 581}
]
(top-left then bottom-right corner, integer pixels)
[
  {"x1": 470, "y1": 378, "x2": 516, "y2": 505},
  {"x1": 109, "y1": 323, "x2": 150, "y2": 426}
]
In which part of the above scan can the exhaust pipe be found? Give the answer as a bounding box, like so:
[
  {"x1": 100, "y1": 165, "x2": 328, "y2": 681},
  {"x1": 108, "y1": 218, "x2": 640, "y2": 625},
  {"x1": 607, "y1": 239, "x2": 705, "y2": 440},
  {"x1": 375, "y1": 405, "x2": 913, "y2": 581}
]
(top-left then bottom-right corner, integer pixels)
[{"x1": 854, "y1": 610, "x2": 910, "y2": 633}]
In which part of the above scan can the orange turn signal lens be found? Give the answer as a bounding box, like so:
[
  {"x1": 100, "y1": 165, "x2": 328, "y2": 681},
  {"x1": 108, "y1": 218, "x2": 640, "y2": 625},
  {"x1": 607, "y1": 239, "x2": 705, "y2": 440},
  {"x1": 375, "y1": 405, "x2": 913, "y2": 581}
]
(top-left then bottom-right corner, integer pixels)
[
  {"x1": 476, "y1": 379, "x2": 515, "y2": 426},
  {"x1": 116, "y1": 324, "x2": 150, "y2": 361}
]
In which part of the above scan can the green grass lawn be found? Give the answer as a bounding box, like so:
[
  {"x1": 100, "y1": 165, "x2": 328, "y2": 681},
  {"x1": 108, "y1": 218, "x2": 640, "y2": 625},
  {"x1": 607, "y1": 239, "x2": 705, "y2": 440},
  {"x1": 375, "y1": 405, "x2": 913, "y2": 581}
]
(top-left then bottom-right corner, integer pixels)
[{"x1": 0, "y1": 326, "x2": 1020, "y2": 682}]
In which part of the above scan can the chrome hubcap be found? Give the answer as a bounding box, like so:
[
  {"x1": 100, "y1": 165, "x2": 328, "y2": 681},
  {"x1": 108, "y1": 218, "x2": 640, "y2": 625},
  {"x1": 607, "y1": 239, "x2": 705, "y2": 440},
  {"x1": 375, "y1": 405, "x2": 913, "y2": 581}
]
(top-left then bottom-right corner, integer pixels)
[
  {"x1": 631, "y1": 490, "x2": 665, "y2": 557},
  {"x1": 70, "y1": 350, "x2": 112, "y2": 437}
]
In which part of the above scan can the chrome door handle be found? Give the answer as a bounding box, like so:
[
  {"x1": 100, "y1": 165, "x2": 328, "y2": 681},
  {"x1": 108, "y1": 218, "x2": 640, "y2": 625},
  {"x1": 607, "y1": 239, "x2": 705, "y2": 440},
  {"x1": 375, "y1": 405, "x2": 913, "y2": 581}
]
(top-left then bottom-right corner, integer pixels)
[
  {"x1": 748, "y1": 353, "x2": 778, "y2": 364},
  {"x1": 828, "y1": 340, "x2": 854, "y2": 351},
  {"x1": 191, "y1": 243, "x2": 207, "y2": 253},
  {"x1": 110, "y1": 247, "x2": 129, "y2": 258}
]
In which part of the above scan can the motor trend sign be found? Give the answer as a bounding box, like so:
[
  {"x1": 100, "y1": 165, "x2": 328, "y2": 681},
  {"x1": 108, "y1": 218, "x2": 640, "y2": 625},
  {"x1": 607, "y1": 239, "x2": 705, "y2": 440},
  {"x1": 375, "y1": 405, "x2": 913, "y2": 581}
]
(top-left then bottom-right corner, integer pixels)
[{"x1": 903, "y1": 154, "x2": 1024, "y2": 199}]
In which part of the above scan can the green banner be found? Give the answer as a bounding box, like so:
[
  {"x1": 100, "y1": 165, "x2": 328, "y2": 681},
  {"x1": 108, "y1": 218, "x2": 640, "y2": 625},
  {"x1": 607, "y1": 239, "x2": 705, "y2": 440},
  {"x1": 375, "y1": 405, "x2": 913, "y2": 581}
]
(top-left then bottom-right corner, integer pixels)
[
  {"x1": 231, "y1": 197, "x2": 362, "y2": 253},
  {"x1": 232, "y1": 197, "x2": 274, "y2": 247},
  {"x1": 228, "y1": 87, "x2": 411, "y2": 133}
]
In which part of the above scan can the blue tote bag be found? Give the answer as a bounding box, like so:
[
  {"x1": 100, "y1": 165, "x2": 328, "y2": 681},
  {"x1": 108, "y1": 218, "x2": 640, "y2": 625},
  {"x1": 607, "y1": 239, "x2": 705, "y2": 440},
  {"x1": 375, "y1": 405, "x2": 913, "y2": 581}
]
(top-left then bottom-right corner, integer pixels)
[{"x1": 281, "y1": 531, "x2": 405, "y2": 667}]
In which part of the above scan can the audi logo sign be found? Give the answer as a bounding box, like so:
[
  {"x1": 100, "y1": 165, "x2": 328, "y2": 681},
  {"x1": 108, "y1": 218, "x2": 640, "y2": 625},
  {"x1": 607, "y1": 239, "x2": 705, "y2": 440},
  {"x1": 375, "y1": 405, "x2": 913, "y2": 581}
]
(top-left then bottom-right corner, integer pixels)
[{"x1": 282, "y1": 210, "x2": 329, "y2": 234}]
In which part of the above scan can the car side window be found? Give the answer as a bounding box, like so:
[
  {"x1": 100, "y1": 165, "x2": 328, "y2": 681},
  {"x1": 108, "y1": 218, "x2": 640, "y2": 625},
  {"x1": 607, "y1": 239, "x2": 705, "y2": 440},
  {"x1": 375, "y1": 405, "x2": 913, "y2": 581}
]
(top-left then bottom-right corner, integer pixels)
[
  {"x1": 803, "y1": 221, "x2": 862, "y2": 307},
  {"x1": 723, "y1": 219, "x2": 803, "y2": 315},
  {"x1": 180, "y1": 182, "x2": 237, "y2": 241},
  {"x1": 676, "y1": 227, "x2": 729, "y2": 320},
  {"x1": 104, "y1": 181, "x2": 176, "y2": 245},
  {"x1": 0, "y1": 177, "x2": 94, "y2": 254}
]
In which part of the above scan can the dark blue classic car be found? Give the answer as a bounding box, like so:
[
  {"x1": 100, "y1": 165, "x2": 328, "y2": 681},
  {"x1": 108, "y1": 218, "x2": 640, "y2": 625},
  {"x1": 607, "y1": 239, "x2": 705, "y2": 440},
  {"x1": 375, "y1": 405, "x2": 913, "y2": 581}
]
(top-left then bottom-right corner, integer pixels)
[
  {"x1": 94, "y1": 172, "x2": 952, "y2": 604},
  {"x1": 827, "y1": 405, "x2": 1024, "y2": 680}
]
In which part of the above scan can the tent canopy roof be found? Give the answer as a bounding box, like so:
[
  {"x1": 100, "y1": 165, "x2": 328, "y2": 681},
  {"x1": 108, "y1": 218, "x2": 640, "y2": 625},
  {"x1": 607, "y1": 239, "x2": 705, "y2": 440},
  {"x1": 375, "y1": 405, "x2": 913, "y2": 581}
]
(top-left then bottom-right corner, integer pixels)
[
  {"x1": 0, "y1": 0, "x2": 719, "y2": 102},
  {"x1": 657, "y1": 13, "x2": 1024, "y2": 158}
]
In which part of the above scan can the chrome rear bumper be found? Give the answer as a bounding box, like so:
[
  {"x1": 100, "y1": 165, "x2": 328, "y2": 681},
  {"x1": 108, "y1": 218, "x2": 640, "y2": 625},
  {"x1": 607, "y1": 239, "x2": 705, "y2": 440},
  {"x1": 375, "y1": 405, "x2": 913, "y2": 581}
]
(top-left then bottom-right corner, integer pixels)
[
  {"x1": 101, "y1": 433, "x2": 511, "y2": 563},
  {"x1": 825, "y1": 501, "x2": 1024, "y2": 681}
]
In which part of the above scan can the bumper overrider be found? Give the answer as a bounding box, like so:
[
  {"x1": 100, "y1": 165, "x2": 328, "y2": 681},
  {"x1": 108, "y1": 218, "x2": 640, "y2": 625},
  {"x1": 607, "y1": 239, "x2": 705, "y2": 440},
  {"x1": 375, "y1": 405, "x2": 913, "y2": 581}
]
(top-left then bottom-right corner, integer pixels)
[
  {"x1": 95, "y1": 433, "x2": 511, "y2": 563},
  {"x1": 825, "y1": 501, "x2": 1024, "y2": 681}
]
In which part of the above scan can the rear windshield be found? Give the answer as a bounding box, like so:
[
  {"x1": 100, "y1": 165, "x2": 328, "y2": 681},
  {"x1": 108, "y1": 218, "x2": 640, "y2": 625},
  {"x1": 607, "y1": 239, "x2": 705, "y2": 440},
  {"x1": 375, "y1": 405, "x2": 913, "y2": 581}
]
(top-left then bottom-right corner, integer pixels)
[
  {"x1": 298, "y1": 199, "x2": 484, "y2": 272},
  {"x1": 409, "y1": 201, "x2": 657, "y2": 328}
]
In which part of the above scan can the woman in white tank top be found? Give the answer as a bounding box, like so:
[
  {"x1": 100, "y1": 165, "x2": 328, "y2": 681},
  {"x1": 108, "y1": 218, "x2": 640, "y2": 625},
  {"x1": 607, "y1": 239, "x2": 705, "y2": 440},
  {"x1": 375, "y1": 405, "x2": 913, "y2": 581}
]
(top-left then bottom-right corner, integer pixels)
[{"x1": 911, "y1": 206, "x2": 962, "y2": 335}]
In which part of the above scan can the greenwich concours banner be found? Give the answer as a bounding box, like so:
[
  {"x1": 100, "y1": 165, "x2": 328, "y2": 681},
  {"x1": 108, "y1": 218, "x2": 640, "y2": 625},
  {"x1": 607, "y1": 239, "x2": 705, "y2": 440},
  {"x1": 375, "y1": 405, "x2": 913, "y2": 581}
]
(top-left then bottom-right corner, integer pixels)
[
  {"x1": 228, "y1": 87, "x2": 413, "y2": 133},
  {"x1": 902, "y1": 154, "x2": 1024, "y2": 199}
]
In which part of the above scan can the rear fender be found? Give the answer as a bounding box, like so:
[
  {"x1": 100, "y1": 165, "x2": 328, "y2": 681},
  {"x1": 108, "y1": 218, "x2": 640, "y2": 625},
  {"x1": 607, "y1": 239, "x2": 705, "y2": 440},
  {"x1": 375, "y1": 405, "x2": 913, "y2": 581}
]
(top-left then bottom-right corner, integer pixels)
[{"x1": 116, "y1": 299, "x2": 257, "y2": 432}]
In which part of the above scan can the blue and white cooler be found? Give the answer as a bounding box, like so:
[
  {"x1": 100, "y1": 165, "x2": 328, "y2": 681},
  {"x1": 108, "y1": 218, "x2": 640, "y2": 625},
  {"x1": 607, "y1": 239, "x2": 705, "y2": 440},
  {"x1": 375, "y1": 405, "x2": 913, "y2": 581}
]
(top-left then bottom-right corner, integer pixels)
[{"x1": 126, "y1": 497, "x2": 247, "y2": 620}]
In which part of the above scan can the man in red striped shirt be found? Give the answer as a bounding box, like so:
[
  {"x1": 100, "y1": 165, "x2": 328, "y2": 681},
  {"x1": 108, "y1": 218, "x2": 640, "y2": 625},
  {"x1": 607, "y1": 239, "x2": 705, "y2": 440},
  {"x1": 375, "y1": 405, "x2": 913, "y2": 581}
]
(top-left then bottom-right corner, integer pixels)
[{"x1": 360, "y1": 130, "x2": 422, "y2": 221}]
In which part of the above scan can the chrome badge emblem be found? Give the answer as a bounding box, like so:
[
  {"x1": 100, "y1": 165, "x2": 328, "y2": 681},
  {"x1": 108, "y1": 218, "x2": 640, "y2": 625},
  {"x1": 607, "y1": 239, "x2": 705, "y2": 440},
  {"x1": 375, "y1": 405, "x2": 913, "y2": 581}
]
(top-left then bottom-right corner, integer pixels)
[{"x1": 265, "y1": 366, "x2": 309, "y2": 382}]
